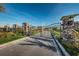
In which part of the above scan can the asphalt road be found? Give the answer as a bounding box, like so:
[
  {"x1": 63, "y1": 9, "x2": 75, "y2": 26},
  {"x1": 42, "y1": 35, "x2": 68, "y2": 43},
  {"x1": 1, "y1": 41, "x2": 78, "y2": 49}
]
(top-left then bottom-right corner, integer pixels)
[{"x1": 0, "y1": 31, "x2": 60, "y2": 56}]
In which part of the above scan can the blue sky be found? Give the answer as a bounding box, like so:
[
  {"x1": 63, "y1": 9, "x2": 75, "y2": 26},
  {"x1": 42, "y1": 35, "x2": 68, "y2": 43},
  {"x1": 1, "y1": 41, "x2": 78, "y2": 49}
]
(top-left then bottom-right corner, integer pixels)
[{"x1": 0, "y1": 3, "x2": 79, "y2": 26}]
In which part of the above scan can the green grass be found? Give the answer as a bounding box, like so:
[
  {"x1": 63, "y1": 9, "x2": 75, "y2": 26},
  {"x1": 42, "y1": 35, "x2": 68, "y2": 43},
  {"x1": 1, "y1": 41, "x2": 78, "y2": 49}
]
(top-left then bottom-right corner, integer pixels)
[
  {"x1": 0, "y1": 32, "x2": 24, "y2": 44},
  {"x1": 31, "y1": 29, "x2": 40, "y2": 35},
  {"x1": 61, "y1": 42, "x2": 79, "y2": 56},
  {"x1": 0, "y1": 30, "x2": 39, "y2": 45},
  {"x1": 52, "y1": 29, "x2": 79, "y2": 56}
]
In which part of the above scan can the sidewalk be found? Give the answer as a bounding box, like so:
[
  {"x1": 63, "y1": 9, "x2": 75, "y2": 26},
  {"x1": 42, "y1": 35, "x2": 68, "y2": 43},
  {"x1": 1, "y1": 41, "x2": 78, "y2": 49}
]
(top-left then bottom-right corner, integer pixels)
[{"x1": 0, "y1": 37, "x2": 28, "y2": 49}]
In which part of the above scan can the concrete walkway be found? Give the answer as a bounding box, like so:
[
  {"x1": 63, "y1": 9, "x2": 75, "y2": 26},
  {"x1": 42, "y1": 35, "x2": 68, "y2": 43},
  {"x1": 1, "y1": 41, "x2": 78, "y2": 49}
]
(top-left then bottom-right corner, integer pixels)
[{"x1": 0, "y1": 31, "x2": 59, "y2": 56}]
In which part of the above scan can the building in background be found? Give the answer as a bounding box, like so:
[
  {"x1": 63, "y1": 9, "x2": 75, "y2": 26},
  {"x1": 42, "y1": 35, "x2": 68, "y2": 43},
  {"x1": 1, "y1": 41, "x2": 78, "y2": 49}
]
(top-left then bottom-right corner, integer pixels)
[
  {"x1": 4, "y1": 24, "x2": 10, "y2": 32},
  {"x1": 12, "y1": 24, "x2": 19, "y2": 32},
  {"x1": 0, "y1": 22, "x2": 30, "y2": 35},
  {"x1": 22, "y1": 22, "x2": 30, "y2": 35},
  {"x1": 0, "y1": 27, "x2": 4, "y2": 32}
]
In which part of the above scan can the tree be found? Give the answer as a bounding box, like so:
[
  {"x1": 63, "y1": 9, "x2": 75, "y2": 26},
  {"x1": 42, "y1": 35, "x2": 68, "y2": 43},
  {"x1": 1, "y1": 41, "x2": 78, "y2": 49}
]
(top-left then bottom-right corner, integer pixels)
[{"x1": 0, "y1": 4, "x2": 5, "y2": 12}]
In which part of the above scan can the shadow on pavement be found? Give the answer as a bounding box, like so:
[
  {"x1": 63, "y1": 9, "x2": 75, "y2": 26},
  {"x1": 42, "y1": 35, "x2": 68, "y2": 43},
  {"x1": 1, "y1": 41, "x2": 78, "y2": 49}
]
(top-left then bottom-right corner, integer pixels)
[
  {"x1": 19, "y1": 37, "x2": 57, "y2": 52},
  {"x1": 30, "y1": 37, "x2": 53, "y2": 42},
  {"x1": 19, "y1": 43, "x2": 37, "y2": 46}
]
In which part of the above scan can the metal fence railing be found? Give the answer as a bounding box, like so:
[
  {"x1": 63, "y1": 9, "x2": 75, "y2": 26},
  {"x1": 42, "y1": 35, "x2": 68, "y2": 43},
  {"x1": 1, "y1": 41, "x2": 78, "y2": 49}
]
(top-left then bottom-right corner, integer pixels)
[{"x1": 51, "y1": 33, "x2": 70, "y2": 56}]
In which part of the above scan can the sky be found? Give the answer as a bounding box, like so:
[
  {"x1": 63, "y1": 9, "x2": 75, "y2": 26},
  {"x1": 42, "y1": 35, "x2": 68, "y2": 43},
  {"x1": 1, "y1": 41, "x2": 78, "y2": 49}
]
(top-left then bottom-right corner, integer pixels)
[{"x1": 0, "y1": 3, "x2": 79, "y2": 26}]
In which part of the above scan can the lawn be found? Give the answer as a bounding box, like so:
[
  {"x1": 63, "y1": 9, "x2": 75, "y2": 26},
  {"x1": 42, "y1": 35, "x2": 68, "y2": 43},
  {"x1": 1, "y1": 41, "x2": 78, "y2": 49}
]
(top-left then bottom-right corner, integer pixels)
[{"x1": 0, "y1": 32, "x2": 24, "y2": 44}]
